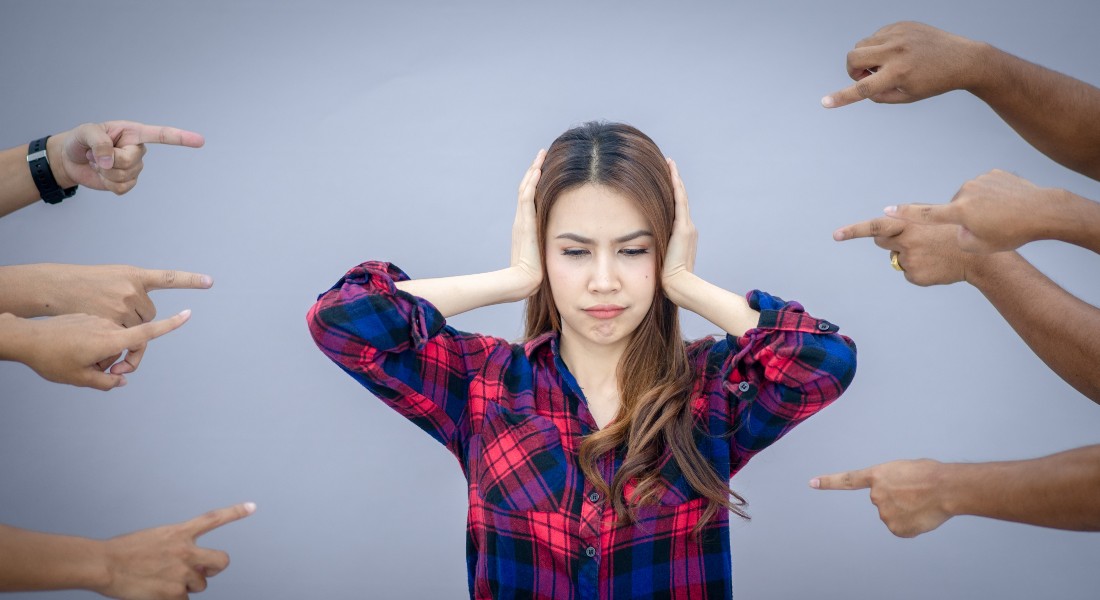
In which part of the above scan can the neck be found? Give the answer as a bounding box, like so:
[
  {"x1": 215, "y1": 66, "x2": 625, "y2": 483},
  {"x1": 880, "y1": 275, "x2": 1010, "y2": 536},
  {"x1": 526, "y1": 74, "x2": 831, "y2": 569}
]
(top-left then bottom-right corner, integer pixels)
[{"x1": 558, "y1": 330, "x2": 627, "y2": 389}]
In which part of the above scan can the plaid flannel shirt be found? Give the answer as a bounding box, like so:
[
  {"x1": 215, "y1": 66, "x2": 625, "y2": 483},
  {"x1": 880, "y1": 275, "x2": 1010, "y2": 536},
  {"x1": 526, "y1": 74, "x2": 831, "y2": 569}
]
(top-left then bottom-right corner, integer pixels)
[{"x1": 308, "y1": 261, "x2": 857, "y2": 599}]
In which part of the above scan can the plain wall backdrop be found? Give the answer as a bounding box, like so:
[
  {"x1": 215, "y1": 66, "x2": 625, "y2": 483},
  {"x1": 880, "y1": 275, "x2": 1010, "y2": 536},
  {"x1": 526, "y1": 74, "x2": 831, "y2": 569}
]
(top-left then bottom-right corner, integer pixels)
[{"x1": 2, "y1": 1, "x2": 1099, "y2": 598}]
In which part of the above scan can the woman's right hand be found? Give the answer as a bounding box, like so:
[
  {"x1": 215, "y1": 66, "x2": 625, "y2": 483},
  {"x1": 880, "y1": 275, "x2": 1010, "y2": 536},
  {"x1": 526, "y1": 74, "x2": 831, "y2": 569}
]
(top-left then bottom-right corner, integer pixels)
[{"x1": 510, "y1": 149, "x2": 546, "y2": 297}]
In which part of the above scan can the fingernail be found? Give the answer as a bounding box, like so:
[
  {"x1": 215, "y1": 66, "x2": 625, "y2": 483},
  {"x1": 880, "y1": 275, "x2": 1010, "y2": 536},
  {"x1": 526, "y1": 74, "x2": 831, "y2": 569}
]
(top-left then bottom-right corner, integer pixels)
[
  {"x1": 821, "y1": 96, "x2": 835, "y2": 108},
  {"x1": 179, "y1": 309, "x2": 192, "y2": 319},
  {"x1": 117, "y1": 376, "x2": 128, "y2": 388},
  {"x1": 832, "y1": 230, "x2": 846, "y2": 241},
  {"x1": 883, "y1": 205, "x2": 897, "y2": 215},
  {"x1": 200, "y1": 275, "x2": 214, "y2": 288},
  {"x1": 97, "y1": 155, "x2": 113, "y2": 169},
  {"x1": 244, "y1": 502, "x2": 257, "y2": 513},
  {"x1": 809, "y1": 478, "x2": 821, "y2": 489}
]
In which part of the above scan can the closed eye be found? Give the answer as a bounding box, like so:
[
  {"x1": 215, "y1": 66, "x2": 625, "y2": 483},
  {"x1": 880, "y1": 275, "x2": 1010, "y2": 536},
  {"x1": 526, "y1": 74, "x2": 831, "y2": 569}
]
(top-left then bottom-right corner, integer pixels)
[
  {"x1": 620, "y1": 248, "x2": 649, "y2": 257},
  {"x1": 562, "y1": 248, "x2": 590, "y2": 257}
]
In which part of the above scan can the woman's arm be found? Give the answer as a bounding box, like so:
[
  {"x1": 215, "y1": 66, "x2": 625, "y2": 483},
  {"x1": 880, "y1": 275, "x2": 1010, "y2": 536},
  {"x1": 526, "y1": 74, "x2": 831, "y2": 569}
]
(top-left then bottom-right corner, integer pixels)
[
  {"x1": 659, "y1": 159, "x2": 760, "y2": 335},
  {"x1": 393, "y1": 149, "x2": 546, "y2": 317}
]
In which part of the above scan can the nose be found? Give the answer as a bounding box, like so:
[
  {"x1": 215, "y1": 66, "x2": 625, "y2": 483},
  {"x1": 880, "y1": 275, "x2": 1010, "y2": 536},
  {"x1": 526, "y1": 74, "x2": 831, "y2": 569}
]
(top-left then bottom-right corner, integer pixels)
[{"x1": 588, "y1": 252, "x2": 621, "y2": 294}]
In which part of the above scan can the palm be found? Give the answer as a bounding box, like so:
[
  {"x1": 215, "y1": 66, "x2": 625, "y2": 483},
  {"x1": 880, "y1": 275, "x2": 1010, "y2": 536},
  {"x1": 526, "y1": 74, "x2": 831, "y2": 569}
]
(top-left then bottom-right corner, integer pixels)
[{"x1": 663, "y1": 159, "x2": 697, "y2": 283}]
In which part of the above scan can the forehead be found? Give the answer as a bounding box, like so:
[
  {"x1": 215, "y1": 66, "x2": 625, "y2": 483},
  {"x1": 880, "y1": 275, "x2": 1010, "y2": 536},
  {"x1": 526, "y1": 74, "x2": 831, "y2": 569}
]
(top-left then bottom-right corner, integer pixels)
[{"x1": 547, "y1": 184, "x2": 649, "y2": 237}]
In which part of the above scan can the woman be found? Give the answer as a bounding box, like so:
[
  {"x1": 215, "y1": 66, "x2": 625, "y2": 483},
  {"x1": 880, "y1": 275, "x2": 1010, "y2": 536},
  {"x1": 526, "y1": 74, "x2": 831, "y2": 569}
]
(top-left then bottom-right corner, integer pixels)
[{"x1": 308, "y1": 122, "x2": 856, "y2": 599}]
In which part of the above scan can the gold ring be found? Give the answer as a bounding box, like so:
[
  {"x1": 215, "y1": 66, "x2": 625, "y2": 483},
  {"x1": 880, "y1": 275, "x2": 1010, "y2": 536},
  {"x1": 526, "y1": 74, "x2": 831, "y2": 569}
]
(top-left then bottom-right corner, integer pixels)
[{"x1": 890, "y1": 251, "x2": 904, "y2": 272}]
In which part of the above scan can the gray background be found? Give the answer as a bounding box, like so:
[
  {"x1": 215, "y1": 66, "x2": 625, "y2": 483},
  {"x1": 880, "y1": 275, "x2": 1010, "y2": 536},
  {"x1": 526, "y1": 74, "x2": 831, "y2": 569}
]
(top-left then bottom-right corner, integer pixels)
[{"x1": 2, "y1": 1, "x2": 1099, "y2": 598}]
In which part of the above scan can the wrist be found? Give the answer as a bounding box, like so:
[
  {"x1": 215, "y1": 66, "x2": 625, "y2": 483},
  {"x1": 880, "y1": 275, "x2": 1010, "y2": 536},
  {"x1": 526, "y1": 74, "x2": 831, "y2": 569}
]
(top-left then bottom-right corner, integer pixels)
[
  {"x1": 966, "y1": 43, "x2": 1014, "y2": 100},
  {"x1": 936, "y1": 462, "x2": 970, "y2": 519},
  {"x1": 74, "y1": 538, "x2": 113, "y2": 594},
  {"x1": 661, "y1": 269, "x2": 696, "y2": 308},
  {"x1": 1051, "y1": 189, "x2": 1100, "y2": 251},
  {"x1": 0, "y1": 313, "x2": 36, "y2": 362},
  {"x1": 503, "y1": 266, "x2": 542, "y2": 302},
  {"x1": 45, "y1": 133, "x2": 77, "y2": 189}
]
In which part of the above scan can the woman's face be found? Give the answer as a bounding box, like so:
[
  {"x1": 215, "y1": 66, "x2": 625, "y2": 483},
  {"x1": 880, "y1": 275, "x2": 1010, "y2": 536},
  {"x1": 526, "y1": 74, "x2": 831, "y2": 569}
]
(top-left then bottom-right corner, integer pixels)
[{"x1": 544, "y1": 183, "x2": 657, "y2": 352}]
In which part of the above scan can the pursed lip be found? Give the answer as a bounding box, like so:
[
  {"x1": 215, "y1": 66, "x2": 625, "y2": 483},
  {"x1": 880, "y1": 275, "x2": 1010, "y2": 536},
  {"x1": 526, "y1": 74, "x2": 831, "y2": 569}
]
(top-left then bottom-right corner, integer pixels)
[{"x1": 583, "y1": 304, "x2": 626, "y2": 319}]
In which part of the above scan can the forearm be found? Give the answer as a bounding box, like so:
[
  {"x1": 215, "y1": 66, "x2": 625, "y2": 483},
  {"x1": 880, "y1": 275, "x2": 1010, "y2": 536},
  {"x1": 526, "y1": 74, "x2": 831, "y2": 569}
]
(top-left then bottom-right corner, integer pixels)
[
  {"x1": 394, "y1": 266, "x2": 536, "y2": 318},
  {"x1": 942, "y1": 445, "x2": 1100, "y2": 531},
  {"x1": 662, "y1": 271, "x2": 760, "y2": 337},
  {"x1": 1049, "y1": 189, "x2": 1100, "y2": 254},
  {"x1": 0, "y1": 313, "x2": 34, "y2": 363},
  {"x1": 0, "y1": 264, "x2": 64, "y2": 317},
  {"x1": 969, "y1": 44, "x2": 1100, "y2": 180},
  {"x1": 966, "y1": 252, "x2": 1100, "y2": 404},
  {"x1": 0, "y1": 524, "x2": 108, "y2": 592},
  {"x1": 0, "y1": 137, "x2": 74, "y2": 219}
]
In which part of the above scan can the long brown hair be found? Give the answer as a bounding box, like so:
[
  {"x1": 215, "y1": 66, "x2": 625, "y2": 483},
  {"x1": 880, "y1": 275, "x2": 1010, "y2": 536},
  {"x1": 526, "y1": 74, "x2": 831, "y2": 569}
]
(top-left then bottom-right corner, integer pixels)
[{"x1": 524, "y1": 122, "x2": 748, "y2": 529}]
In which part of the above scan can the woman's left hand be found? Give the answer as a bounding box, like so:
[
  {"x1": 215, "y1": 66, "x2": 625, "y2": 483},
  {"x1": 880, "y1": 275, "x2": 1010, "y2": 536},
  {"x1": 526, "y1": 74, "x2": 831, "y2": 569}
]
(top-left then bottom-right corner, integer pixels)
[{"x1": 662, "y1": 158, "x2": 697, "y2": 288}]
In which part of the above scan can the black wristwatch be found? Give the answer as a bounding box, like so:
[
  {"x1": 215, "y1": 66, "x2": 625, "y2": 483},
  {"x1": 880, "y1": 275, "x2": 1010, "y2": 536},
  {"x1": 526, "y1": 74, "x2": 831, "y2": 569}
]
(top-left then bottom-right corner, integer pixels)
[{"x1": 27, "y1": 136, "x2": 78, "y2": 204}]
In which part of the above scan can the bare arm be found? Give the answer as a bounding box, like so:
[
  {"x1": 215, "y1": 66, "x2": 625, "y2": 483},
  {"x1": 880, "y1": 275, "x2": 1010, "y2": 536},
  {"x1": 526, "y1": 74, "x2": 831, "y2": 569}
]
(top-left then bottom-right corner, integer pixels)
[
  {"x1": 967, "y1": 251, "x2": 1100, "y2": 404},
  {"x1": 886, "y1": 170, "x2": 1100, "y2": 256},
  {"x1": 660, "y1": 159, "x2": 760, "y2": 336},
  {"x1": 395, "y1": 150, "x2": 545, "y2": 317},
  {"x1": 0, "y1": 504, "x2": 252, "y2": 599},
  {"x1": 812, "y1": 445, "x2": 1100, "y2": 536},
  {"x1": 823, "y1": 22, "x2": 1100, "y2": 180},
  {"x1": 0, "y1": 121, "x2": 204, "y2": 219}
]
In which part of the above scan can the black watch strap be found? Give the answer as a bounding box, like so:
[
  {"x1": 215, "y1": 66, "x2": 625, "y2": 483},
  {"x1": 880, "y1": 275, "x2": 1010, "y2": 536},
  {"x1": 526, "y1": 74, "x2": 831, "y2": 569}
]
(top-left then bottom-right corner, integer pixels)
[{"x1": 27, "y1": 136, "x2": 78, "y2": 205}]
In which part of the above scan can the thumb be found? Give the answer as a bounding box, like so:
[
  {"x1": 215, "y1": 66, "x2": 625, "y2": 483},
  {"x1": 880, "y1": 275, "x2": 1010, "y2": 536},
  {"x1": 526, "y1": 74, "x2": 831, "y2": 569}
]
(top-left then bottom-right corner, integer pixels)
[
  {"x1": 73, "y1": 123, "x2": 116, "y2": 169},
  {"x1": 80, "y1": 369, "x2": 127, "y2": 392}
]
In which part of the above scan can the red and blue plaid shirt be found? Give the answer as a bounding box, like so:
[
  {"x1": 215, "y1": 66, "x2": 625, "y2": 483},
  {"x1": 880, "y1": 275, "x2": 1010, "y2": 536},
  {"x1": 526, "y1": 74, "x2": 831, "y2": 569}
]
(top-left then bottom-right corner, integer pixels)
[{"x1": 308, "y1": 262, "x2": 857, "y2": 599}]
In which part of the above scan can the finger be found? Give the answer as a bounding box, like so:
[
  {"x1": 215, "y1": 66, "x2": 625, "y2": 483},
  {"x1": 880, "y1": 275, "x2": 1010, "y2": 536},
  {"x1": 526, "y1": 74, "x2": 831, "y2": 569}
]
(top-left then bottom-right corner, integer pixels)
[
  {"x1": 833, "y1": 217, "x2": 906, "y2": 241},
  {"x1": 191, "y1": 548, "x2": 230, "y2": 577},
  {"x1": 110, "y1": 143, "x2": 148, "y2": 170},
  {"x1": 97, "y1": 353, "x2": 123, "y2": 372},
  {"x1": 120, "y1": 309, "x2": 191, "y2": 347},
  {"x1": 821, "y1": 72, "x2": 896, "y2": 108},
  {"x1": 80, "y1": 369, "x2": 127, "y2": 392},
  {"x1": 96, "y1": 164, "x2": 144, "y2": 184},
  {"x1": 75, "y1": 123, "x2": 117, "y2": 169},
  {"x1": 810, "y1": 468, "x2": 873, "y2": 490},
  {"x1": 845, "y1": 46, "x2": 886, "y2": 80},
  {"x1": 884, "y1": 203, "x2": 962, "y2": 225},
  {"x1": 130, "y1": 123, "x2": 205, "y2": 147},
  {"x1": 141, "y1": 269, "x2": 214, "y2": 291},
  {"x1": 667, "y1": 159, "x2": 690, "y2": 220},
  {"x1": 135, "y1": 294, "x2": 157, "y2": 323},
  {"x1": 183, "y1": 502, "x2": 257, "y2": 538},
  {"x1": 517, "y1": 149, "x2": 545, "y2": 196},
  {"x1": 184, "y1": 569, "x2": 207, "y2": 594},
  {"x1": 109, "y1": 343, "x2": 147, "y2": 375}
]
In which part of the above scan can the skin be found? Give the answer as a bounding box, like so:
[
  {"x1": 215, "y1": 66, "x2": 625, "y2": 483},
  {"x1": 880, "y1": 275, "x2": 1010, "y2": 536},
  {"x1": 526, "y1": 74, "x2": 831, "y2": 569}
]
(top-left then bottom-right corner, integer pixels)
[
  {"x1": 0, "y1": 120, "x2": 211, "y2": 391},
  {"x1": 0, "y1": 503, "x2": 255, "y2": 599},
  {"x1": 0, "y1": 310, "x2": 192, "y2": 390},
  {"x1": 810, "y1": 446, "x2": 1100, "y2": 537},
  {"x1": 396, "y1": 151, "x2": 760, "y2": 429},
  {"x1": 821, "y1": 22, "x2": 1100, "y2": 537},
  {"x1": 822, "y1": 21, "x2": 1100, "y2": 180},
  {"x1": 0, "y1": 120, "x2": 204, "y2": 218}
]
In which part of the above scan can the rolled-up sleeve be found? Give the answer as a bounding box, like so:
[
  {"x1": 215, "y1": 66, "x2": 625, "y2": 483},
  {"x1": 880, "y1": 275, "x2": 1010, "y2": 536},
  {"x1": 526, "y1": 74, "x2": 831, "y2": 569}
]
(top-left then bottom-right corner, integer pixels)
[{"x1": 307, "y1": 261, "x2": 502, "y2": 455}]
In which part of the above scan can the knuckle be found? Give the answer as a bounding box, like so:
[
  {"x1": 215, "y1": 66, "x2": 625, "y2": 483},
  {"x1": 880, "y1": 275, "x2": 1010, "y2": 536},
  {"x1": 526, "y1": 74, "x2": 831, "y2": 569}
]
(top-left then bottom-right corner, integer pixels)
[
  {"x1": 918, "y1": 205, "x2": 933, "y2": 222},
  {"x1": 163, "y1": 271, "x2": 178, "y2": 287}
]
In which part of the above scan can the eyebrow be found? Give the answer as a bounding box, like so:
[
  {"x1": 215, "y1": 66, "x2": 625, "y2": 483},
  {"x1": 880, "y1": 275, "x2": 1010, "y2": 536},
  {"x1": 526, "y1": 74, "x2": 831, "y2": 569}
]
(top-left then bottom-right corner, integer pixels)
[{"x1": 554, "y1": 230, "x2": 654, "y2": 244}]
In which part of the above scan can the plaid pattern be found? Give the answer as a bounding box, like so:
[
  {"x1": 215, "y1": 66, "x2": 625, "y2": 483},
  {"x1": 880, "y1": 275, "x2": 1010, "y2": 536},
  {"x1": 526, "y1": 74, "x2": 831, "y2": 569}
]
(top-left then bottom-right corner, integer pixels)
[{"x1": 309, "y1": 262, "x2": 857, "y2": 599}]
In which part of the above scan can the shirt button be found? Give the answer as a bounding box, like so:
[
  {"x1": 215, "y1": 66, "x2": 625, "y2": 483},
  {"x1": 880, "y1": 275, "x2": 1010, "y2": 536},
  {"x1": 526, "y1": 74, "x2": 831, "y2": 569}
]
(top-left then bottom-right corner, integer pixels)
[
  {"x1": 738, "y1": 381, "x2": 751, "y2": 393},
  {"x1": 817, "y1": 321, "x2": 833, "y2": 331},
  {"x1": 588, "y1": 492, "x2": 600, "y2": 503},
  {"x1": 585, "y1": 546, "x2": 597, "y2": 558}
]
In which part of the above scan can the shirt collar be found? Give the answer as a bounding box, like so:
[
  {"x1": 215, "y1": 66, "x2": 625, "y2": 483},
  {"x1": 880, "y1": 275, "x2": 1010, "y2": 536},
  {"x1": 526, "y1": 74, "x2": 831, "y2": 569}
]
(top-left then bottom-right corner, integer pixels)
[{"x1": 523, "y1": 330, "x2": 559, "y2": 359}]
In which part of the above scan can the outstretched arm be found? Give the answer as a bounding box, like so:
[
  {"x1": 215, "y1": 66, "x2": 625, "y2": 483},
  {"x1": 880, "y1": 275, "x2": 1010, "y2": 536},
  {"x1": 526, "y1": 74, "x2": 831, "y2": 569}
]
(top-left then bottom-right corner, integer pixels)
[
  {"x1": 394, "y1": 150, "x2": 545, "y2": 317},
  {"x1": 811, "y1": 445, "x2": 1100, "y2": 537},
  {"x1": 822, "y1": 21, "x2": 1100, "y2": 180},
  {"x1": 0, "y1": 121, "x2": 204, "y2": 218},
  {"x1": 885, "y1": 170, "x2": 1100, "y2": 255},
  {"x1": 836, "y1": 216, "x2": 1100, "y2": 404},
  {"x1": 0, "y1": 503, "x2": 253, "y2": 599}
]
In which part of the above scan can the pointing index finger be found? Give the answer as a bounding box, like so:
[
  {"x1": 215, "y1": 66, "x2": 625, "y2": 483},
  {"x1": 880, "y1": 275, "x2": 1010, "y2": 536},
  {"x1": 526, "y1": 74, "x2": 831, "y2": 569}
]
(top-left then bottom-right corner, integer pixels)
[
  {"x1": 811, "y1": 468, "x2": 873, "y2": 490},
  {"x1": 142, "y1": 269, "x2": 214, "y2": 291},
  {"x1": 135, "y1": 124, "x2": 205, "y2": 147},
  {"x1": 184, "y1": 502, "x2": 257, "y2": 539},
  {"x1": 833, "y1": 216, "x2": 906, "y2": 241}
]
